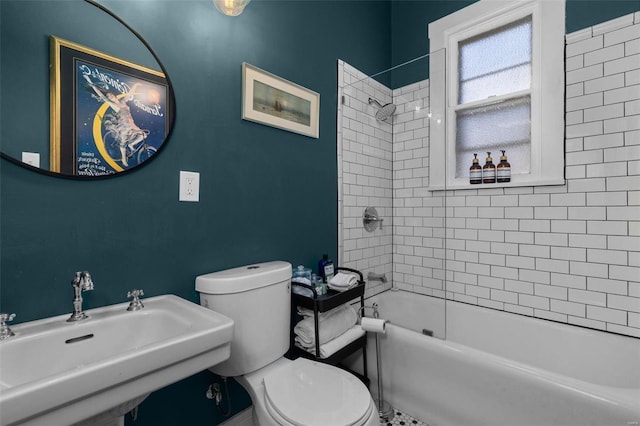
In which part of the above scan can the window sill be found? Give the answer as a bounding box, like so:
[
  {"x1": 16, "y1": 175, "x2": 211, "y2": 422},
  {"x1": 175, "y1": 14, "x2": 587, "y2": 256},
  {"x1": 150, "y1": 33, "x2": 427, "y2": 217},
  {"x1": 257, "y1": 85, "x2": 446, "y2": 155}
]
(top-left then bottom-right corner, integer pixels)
[{"x1": 427, "y1": 177, "x2": 566, "y2": 192}]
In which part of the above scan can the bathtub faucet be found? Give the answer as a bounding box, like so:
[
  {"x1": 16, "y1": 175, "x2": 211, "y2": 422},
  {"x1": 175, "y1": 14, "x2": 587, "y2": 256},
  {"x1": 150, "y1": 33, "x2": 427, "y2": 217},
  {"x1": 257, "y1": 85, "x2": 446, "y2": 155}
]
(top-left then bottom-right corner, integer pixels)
[
  {"x1": 367, "y1": 272, "x2": 387, "y2": 283},
  {"x1": 67, "y1": 271, "x2": 94, "y2": 322}
]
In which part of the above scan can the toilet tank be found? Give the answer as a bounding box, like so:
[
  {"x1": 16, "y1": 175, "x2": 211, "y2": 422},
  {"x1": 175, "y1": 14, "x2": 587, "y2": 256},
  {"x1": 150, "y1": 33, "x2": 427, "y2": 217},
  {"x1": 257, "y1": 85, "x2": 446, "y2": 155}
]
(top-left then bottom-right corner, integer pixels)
[{"x1": 196, "y1": 261, "x2": 292, "y2": 377}]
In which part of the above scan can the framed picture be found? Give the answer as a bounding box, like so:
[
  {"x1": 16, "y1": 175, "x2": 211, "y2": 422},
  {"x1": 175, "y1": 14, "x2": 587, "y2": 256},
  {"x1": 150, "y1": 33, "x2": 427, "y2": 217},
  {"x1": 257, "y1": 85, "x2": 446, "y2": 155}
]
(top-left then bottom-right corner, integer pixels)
[
  {"x1": 242, "y1": 63, "x2": 319, "y2": 138},
  {"x1": 50, "y1": 36, "x2": 172, "y2": 176}
]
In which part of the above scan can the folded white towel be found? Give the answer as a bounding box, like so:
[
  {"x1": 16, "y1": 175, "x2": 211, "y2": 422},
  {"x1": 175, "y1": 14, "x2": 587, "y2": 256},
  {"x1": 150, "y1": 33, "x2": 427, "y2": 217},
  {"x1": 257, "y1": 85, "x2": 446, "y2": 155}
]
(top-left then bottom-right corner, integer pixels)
[
  {"x1": 296, "y1": 325, "x2": 365, "y2": 359},
  {"x1": 328, "y1": 273, "x2": 359, "y2": 292},
  {"x1": 329, "y1": 272, "x2": 359, "y2": 287},
  {"x1": 293, "y1": 304, "x2": 358, "y2": 348},
  {"x1": 328, "y1": 283, "x2": 357, "y2": 292},
  {"x1": 296, "y1": 303, "x2": 358, "y2": 319},
  {"x1": 297, "y1": 306, "x2": 321, "y2": 318}
]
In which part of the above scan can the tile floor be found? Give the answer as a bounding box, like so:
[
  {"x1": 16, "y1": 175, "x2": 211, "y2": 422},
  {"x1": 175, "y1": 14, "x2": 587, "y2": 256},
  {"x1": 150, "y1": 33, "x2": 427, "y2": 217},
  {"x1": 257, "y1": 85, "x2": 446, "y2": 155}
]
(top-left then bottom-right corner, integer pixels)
[{"x1": 379, "y1": 408, "x2": 429, "y2": 426}]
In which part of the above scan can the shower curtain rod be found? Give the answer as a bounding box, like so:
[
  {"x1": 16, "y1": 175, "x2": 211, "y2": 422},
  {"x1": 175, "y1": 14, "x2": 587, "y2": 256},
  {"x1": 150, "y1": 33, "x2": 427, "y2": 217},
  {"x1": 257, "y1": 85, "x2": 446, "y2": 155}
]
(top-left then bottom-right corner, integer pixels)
[{"x1": 347, "y1": 51, "x2": 435, "y2": 87}]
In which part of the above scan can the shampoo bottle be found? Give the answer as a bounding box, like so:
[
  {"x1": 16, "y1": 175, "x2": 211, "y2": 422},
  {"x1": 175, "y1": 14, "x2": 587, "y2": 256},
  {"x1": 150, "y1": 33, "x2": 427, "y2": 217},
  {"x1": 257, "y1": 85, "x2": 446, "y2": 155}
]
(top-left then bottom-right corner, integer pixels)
[
  {"x1": 469, "y1": 153, "x2": 482, "y2": 184},
  {"x1": 497, "y1": 150, "x2": 511, "y2": 183},
  {"x1": 483, "y1": 152, "x2": 496, "y2": 184}
]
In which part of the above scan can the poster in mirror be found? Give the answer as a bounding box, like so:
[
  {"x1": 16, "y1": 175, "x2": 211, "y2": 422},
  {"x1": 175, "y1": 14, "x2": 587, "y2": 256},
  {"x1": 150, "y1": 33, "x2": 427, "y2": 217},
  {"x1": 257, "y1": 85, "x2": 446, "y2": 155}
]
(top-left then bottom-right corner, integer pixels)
[{"x1": 50, "y1": 36, "x2": 172, "y2": 176}]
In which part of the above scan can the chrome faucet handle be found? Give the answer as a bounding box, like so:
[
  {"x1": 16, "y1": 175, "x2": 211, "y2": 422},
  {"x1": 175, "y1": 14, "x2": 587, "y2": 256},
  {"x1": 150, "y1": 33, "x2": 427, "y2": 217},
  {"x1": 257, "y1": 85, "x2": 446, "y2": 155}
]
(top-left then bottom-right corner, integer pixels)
[
  {"x1": 0, "y1": 313, "x2": 16, "y2": 340},
  {"x1": 127, "y1": 289, "x2": 145, "y2": 311},
  {"x1": 84, "y1": 279, "x2": 94, "y2": 291},
  {"x1": 73, "y1": 271, "x2": 94, "y2": 291},
  {"x1": 363, "y1": 207, "x2": 383, "y2": 232}
]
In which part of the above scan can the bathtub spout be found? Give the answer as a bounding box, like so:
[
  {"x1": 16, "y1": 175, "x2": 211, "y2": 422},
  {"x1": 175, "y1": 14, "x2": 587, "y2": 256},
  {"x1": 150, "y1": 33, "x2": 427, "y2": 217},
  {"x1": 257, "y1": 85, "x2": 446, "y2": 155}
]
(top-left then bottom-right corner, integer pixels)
[{"x1": 367, "y1": 272, "x2": 387, "y2": 283}]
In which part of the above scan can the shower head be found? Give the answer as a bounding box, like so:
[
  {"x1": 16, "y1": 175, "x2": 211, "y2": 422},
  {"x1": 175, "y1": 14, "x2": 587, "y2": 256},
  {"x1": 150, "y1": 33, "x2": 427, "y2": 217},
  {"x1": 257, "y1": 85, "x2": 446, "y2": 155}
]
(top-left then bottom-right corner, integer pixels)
[{"x1": 368, "y1": 97, "x2": 396, "y2": 122}]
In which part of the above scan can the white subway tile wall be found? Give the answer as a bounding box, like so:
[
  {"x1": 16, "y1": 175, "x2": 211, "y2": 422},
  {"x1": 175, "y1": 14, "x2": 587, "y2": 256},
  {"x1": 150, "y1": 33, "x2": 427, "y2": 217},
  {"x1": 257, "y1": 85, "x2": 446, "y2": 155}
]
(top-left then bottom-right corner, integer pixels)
[
  {"x1": 338, "y1": 13, "x2": 640, "y2": 338},
  {"x1": 338, "y1": 61, "x2": 394, "y2": 296}
]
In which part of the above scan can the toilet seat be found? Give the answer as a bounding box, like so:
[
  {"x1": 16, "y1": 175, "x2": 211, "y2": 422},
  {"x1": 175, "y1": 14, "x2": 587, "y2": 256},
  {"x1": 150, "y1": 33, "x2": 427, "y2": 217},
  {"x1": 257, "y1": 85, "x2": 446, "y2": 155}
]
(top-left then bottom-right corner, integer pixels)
[
  {"x1": 263, "y1": 358, "x2": 373, "y2": 426},
  {"x1": 264, "y1": 397, "x2": 374, "y2": 426}
]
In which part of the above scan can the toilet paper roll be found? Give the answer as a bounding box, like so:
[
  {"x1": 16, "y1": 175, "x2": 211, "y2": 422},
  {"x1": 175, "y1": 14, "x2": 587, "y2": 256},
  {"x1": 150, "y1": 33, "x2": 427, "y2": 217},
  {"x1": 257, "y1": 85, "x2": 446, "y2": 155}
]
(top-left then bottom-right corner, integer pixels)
[{"x1": 361, "y1": 317, "x2": 388, "y2": 334}]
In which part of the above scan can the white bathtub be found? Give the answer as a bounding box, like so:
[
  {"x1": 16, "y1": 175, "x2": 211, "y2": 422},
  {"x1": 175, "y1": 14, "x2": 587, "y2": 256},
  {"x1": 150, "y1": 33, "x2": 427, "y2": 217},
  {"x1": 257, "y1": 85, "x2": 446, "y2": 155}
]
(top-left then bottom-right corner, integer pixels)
[{"x1": 353, "y1": 290, "x2": 640, "y2": 426}]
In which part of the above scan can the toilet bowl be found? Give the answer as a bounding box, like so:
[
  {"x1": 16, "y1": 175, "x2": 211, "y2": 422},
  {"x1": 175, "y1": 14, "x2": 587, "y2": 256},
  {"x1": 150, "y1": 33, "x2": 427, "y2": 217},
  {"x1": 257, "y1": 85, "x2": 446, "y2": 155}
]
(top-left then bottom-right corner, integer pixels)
[
  {"x1": 238, "y1": 357, "x2": 378, "y2": 426},
  {"x1": 195, "y1": 261, "x2": 378, "y2": 426}
]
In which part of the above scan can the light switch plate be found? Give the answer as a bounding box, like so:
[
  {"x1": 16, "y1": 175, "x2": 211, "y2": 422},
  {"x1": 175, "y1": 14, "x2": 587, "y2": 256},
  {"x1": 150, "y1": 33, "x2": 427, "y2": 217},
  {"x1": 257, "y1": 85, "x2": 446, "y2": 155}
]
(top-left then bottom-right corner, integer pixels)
[{"x1": 22, "y1": 152, "x2": 40, "y2": 168}]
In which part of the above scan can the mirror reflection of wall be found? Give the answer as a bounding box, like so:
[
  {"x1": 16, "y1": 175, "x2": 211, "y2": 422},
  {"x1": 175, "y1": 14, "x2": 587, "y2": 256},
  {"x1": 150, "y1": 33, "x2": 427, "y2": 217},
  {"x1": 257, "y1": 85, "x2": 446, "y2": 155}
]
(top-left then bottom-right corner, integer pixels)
[{"x1": 0, "y1": 0, "x2": 174, "y2": 178}]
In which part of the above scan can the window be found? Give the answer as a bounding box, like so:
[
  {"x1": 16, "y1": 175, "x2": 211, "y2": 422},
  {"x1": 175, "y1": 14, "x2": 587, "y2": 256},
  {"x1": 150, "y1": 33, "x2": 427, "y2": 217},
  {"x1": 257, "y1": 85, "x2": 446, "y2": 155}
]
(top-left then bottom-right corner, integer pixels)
[
  {"x1": 428, "y1": 0, "x2": 565, "y2": 190},
  {"x1": 456, "y1": 17, "x2": 532, "y2": 179}
]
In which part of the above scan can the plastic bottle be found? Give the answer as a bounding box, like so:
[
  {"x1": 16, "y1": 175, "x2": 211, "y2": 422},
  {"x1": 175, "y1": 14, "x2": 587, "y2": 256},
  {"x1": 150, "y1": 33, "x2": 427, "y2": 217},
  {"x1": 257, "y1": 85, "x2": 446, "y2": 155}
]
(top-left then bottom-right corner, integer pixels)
[
  {"x1": 469, "y1": 153, "x2": 482, "y2": 184},
  {"x1": 318, "y1": 254, "x2": 335, "y2": 283},
  {"x1": 483, "y1": 152, "x2": 496, "y2": 184},
  {"x1": 497, "y1": 150, "x2": 511, "y2": 183}
]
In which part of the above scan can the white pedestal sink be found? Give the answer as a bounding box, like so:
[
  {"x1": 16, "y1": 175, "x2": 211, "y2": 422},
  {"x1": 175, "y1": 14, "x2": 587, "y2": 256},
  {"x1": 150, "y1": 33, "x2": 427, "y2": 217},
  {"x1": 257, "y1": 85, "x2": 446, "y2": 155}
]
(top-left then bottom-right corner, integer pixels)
[{"x1": 0, "y1": 295, "x2": 234, "y2": 426}]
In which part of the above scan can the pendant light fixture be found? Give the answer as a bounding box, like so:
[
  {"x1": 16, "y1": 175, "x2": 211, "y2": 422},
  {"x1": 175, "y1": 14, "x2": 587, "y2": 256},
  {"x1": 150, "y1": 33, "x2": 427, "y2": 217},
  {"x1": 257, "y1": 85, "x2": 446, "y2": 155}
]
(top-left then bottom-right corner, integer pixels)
[{"x1": 213, "y1": 0, "x2": 251, "y2": 16}]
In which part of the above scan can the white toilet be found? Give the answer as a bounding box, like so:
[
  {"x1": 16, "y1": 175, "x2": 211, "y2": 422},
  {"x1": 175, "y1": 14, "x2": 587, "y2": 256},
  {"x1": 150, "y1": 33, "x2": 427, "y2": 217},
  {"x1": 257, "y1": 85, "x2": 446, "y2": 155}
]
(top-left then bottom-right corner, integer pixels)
[{"x1": 196, "y1": 261, "x2": 379, "y2": 426}]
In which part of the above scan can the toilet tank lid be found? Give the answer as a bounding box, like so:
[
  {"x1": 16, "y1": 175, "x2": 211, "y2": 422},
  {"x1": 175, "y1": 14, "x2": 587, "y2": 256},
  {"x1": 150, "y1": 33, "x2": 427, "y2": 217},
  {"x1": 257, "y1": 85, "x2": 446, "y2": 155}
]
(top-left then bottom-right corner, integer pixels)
[{"x1": 196, "y1": 261, "x2": 292, "y2": 294}]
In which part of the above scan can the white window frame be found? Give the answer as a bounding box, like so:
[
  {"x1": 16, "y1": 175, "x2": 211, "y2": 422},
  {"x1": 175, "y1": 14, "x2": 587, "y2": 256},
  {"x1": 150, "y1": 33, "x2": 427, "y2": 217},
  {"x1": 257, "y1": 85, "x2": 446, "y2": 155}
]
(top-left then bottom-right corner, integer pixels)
[{"x1": 428, "y1": 0, "x2": 565, "y2": 190}]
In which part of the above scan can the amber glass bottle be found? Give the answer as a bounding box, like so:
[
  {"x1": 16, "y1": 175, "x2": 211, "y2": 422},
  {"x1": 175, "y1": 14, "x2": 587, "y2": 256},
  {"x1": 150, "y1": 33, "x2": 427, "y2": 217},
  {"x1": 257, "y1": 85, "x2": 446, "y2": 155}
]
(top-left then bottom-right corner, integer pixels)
[
  {"x1": 469, "y1": 153, "x2": 482, "y2": 184},
  {"x1": 483, "y1": 152, "x2": 496, "y2": 184},
  {"x1": 497, "y1": 150, "x2": 511, "y2": 183}
]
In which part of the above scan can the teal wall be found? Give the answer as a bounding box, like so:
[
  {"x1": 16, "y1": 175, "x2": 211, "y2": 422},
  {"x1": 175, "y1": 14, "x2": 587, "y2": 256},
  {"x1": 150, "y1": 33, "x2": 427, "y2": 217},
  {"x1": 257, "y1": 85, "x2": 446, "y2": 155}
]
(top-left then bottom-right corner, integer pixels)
[
  {"x1": 566, "y1": 0, "x2": 640, "y2": 32},
  {"x1": 1, "y1": 0, "x2": 638, "y2": 425}
]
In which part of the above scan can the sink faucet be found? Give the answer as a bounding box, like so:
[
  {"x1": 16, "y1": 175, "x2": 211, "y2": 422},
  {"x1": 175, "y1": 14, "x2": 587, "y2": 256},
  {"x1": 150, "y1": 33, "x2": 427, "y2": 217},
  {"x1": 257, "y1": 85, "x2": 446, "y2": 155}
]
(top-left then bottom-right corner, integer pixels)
[{"x1": 67, "y1": 271, "x2": 94, "y2": 322}]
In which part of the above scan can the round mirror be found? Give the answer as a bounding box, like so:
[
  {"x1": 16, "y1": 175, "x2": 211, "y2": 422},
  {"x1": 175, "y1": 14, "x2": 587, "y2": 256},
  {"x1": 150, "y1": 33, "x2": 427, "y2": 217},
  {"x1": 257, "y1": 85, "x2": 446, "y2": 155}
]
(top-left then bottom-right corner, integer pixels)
[{"x1": 0, "y1": 0, "x2": 175, "y2": 178}]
